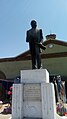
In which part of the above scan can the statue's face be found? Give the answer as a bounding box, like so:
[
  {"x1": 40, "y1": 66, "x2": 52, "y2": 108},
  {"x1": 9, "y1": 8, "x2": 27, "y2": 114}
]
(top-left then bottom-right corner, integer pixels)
[{"x1": 31, "y1": 20, "x2": 37, "y2": 28}]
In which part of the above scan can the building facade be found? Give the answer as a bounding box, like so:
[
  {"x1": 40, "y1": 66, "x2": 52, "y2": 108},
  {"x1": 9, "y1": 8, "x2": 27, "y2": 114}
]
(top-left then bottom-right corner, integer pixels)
[{"x1": 0, "y1": 34, "x2": 67, "y2": 81}]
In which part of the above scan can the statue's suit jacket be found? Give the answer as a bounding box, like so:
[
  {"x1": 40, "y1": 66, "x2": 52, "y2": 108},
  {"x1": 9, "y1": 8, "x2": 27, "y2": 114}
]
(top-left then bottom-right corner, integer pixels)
[
  {"x1": 26, "y1": 28, "x2": 43, "y2": 69},
  {"x1": 26, "y1": 28, "x2": 43, "y2": 43}
]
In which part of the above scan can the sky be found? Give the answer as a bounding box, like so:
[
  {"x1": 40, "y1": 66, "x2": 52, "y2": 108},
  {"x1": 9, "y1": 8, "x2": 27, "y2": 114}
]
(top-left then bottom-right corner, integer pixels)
[{"x1": 0, "y1": 0, "x2": 67, "y2": 58}]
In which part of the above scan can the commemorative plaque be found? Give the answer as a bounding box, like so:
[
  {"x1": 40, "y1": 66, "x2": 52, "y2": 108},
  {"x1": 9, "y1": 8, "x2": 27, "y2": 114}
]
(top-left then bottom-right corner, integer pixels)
[{"x1": 23, "y1": 83, "x2": 41, "y2": 101}]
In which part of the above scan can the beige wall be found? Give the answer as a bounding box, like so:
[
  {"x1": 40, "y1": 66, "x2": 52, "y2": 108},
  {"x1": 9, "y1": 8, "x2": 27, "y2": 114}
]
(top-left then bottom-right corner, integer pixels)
[
  {"x1": 0, "y1": 56, "x2": 67, "y2": 79},
  {"x1": 42, "y1": 44, "x2": 67, "y2": 54},
  {"x1": 42, "y1": 57, "x2": 67, "y2": 77},
  {"x1": 0, "y1": 60, "x2": 31, "y2": 79}
]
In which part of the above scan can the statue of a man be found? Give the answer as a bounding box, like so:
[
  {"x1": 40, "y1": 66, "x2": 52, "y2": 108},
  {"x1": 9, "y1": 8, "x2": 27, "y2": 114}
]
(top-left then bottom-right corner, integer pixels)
[{"x1": 26, "y1": 20, "x2": 44, "y2": 69}]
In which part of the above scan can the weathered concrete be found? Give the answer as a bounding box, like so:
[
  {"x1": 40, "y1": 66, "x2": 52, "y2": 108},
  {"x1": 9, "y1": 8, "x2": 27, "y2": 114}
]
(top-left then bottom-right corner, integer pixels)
[{"x1": 12, "y1": 69, "x2": 67, "y2": 119}]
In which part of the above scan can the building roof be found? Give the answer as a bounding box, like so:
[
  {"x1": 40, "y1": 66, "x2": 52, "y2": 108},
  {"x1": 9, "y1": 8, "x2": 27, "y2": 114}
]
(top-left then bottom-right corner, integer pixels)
[{"x1": 0, "y1": 39, "x2": 67, "y2": 62}]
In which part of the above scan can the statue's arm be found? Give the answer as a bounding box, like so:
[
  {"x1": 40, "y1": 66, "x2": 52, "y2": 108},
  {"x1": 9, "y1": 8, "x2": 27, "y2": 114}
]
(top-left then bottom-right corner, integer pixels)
[
  {"x1": 40, "y1": 29, "x2": 43, "y2": 43},
  {"x1": 26, "y1": 31, "x2": 29, "y2": 42}
]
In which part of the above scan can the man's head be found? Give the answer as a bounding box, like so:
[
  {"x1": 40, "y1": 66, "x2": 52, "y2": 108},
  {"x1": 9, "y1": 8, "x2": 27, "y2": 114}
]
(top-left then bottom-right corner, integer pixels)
[{"x1": 30, "y1": 20, "x2": 37, "y2": 28}]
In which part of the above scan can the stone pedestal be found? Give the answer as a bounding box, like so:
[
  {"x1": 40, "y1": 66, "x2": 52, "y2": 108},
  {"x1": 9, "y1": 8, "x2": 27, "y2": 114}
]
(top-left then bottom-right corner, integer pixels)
[{"x1": 12, "y1": 69, "x2": 56, "y2": 119}]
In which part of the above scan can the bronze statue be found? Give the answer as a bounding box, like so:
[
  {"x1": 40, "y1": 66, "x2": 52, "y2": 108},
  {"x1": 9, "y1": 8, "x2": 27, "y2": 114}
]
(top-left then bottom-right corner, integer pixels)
[{"x1": 26, "y1": 20, "x2": 44, "y2": 69}]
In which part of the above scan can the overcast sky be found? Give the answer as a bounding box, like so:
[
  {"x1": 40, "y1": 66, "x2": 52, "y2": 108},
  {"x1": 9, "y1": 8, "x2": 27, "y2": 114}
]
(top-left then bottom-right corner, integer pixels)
[{"x1": 0, "y1": 0, "x2": 67, "y2": 58}]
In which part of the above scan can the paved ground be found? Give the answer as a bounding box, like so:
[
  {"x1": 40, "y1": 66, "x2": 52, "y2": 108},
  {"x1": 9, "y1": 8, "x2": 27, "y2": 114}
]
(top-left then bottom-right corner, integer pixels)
[
  {"x1": 0, "y1": 104, "x2": 11, "y2": 119},
  {"x1": 0, "y1": 103, "x2": 66, "y2": 119},
  {"x1": 0, "y1": 114, "x2": 11, "y2": 119}
]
